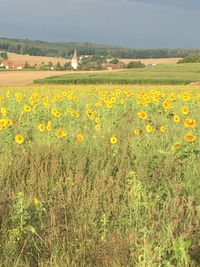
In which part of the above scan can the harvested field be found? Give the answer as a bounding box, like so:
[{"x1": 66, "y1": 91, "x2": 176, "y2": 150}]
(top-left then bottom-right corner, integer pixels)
[
  {"x1": 6, "y1": 53, "x2": 181, "y2": 67},
  {"x1": 7, "y1": 52, "x2": 69, "y2": 66},
  {"x1": 118, "y1": 57, "x2": 181, "y2": 64},
  {"x1": 0, "y1": 69, "x2": 123, "y2": 86}
]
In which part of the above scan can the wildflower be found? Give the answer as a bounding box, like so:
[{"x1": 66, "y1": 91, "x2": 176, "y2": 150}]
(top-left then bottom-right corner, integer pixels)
[
  {"x1": 184, "y1": 118, "x2": 197, "y2": 129},
  {"x1": 56, "y1": 129, "x2": 67, "y2": 138},
  {"x1": 137, "y1": 111, "x2": 147, "y2": 120},
  {"x1": 163, "y1": 100, "x2": 172, "y2": 111},
  {"x1": 15, "y1": 134, "x2": 24, "y2": 144},
  {"x1": 95, "y1": 117, "x2": 100, "y2": 124},
  {"x1": 173, "y1": 114, "x2": 180, "y2": 123},
  {"x1": 34, "y1": 197, "x2": 40, "y2": 207},
  {"x1": 47, "y1": 121, "x2": 52, "y2": 132},
  {"x1": 110, "y1": 136, "x2": 118, "y2": 144},
  {"x1": 133, "y1": 129, "x2": 142, "y2": 135},
  {"x1": 23, "y1": 105, "x2": 31, "y2": 112},
  {"x1": 38, "y1": 124, "x2": 45, "y2": 132},
  {"x1": 120, "y1": 99, "x2": 125, "y2": 105},
  {"x1": 160, "y1": 125, "x2": 166, "y2": 133},
  {"x1": 181, "y1": 107, "x2": 189, "y2": 115},
  {"x1": 95, "y1": 124, "x2": 100, "y2": 130},
  {"x1": 146, "y1": 124, "x2": 153, "y2": 133},
  {"x1": 6, "y1": 119, "x2": 13, "y2": 127},
  {"x1": 76, "y1": 134, "x2": 84, "y2": 142},
  {"x1": 184, "y1": 134, "x2": 196, "y2": 142}
]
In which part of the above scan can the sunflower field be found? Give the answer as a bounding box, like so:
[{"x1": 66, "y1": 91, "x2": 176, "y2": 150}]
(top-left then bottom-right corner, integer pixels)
[{"x1": 1, "y1": 84, "x2": 200, "y2": 266}]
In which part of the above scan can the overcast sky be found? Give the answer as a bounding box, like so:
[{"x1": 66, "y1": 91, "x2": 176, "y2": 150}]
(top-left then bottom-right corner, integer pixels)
[{"x1": 0, "y1": 0, "x2": 199, "y2": 49}]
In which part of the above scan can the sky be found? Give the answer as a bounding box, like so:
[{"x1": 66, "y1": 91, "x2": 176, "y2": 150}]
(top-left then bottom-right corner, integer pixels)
[{"x1": 0, "y1": 0, "x2": 199, "y2": 49}]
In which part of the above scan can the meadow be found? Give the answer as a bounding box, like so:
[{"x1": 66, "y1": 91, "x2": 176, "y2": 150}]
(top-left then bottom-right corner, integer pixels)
[
  {"x1": 1, "y1": 84, "x2": 200, "y2": 266},
  {"x1": 35, "y1": 63, "x2": 200, "y2": 85}
]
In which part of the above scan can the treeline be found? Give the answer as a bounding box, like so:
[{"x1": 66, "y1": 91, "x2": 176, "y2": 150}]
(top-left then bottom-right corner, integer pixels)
[
  {"x1": 0, "y1": 37, "x2": 199, "y2": 59},
  {"x1": 178, "y1": 53, "x2": 200, "y2": 63}
]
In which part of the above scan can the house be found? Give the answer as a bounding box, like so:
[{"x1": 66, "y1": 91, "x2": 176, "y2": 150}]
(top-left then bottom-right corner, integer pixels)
[
  {"x1": 2, "y1": 60, "x2": 24, "y2": 70},
  {"x1": 147, "y1": 63, "x2": 156, "y2": 68},
  {"x1": 106, "y1": 63, "x2": 124, "y2": 71}
]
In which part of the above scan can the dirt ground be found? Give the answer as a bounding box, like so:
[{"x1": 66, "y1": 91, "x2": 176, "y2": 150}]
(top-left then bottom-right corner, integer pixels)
[
  {"x1": 0, "y1": 70, "x2": 123, "y2": 86},
  {"x1": 0, "y1": 56, "x2": 181, "y2": 86},
  {"x1": 119, "y1": 58, "x2": 181, "y2": 64},
  {"x1": 7, "y1": 52, "x2": 69, "y2": 66},
  {"x1": 7, "y1": 52, "x2": 180, "y2": 67}
]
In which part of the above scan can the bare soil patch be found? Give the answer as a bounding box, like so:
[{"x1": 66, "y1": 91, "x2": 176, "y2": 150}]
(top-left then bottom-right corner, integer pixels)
[
  {"x1": 0, "y1": 69, "x2": 123, "y2": 86},
  {"x1": 7, "y1": 52, "x2": 69, "y2": 66},
  {"x1": 119, "y1": 58, "x2": 181, "y2": 64}
]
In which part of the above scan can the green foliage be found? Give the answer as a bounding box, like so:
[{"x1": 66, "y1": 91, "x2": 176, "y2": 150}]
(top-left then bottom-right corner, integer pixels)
[
  {"x1": 178, "y1": 53, "x2": 200, "y2": 63},
  {"x1": 35, "y1": 63, "x2": 200, "y2": 85},
  {"x1": 55, "y1": 62, "x2": 62, "y2": 71},
  {"x1": 80, "y1": 55, "x2": 106, "y2": 70},
  {"x1": 127, "y1": 60, "x2": 145, "y2": 68},
  {"x1": 0, "y1": 51, "x2": 8, "y2": 60},
  {"x1": 1, "y1": 86, "x2": 200, "y2": 266},
  {"x1": 109, "y1": 58, "x2": 120, "y2": 64},
  {"x1": 0, "y1": 36, "x2": 199, "y2": 59}
]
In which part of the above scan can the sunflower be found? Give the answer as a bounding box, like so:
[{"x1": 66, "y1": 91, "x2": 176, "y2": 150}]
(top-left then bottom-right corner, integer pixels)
[
  {"x1": 23, "y1": 105, "x2": 31, "y2": 112},
  {"x1": 110, "y1": 136, "x2": 118, "y2": 144},
  {"x1": 137, "y1": 111, "x2": 147, "y2": 120},
  {"x1": 38, "y1": 124, "x2": 45, "y2": 132},
  {"x1": 76, "y1": 134, "x2": 84, "y2": 142},
  {"x1": 120, "y1": 99, "x2": 125, "y2": 105},
  {"x1": 160, "y1": 125, "x2": 166, "y2": 133},
  {"x1": 133, "y1": 129, "x2": 142, "y2": 135},
  {"x1": 184, "y1": 134, "x2": 196, "y2": 142},
  {"x1": 184, "y1": 118, "x2": 197, "y2": 129},
  {"x1": 95, "y1": 117, "x2": 100, "y2": 124},
  {"x1": 15, "y1": 134, "x2": 24, "y2": 144},
  {"x1": 146, "y1": 124, "x2": 153, "y2": 133},
  {"x1": 173, "y1": 114, "x2": 180, "y2": 123},
  {"x1": 181, "y1": 107, "x2": 189, "y2": 115},
  {"x1": 56, "y1": 129, "x2": 67, "y2": 138},
  {"x1": 163, "y1": 100, "x2": 172, "y2": 111},
  {"x1": 6, "y1": 119, "x2": 13, "y2": 126},
  {"x1": 95, "y1": 124, "x2": 100, "y2": 130}
]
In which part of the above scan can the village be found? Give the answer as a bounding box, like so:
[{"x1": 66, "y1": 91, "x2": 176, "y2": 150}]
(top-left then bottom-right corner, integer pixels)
[{"x1": 0, "y1": 49, "x2": 149, "y2": 71}]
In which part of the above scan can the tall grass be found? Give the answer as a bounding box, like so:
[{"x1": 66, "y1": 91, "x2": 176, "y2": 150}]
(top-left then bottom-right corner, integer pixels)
[
  {"x1": 1, "y1": 136, "x2": 200, "y2": 266},
  {"x1": 0, "y1": 85, "x2": 200, "y2": 266}
]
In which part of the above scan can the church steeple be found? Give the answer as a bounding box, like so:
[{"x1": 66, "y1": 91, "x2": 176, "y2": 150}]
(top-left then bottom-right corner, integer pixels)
[
  {"x1": 71, "y1": 49, "x2": 78, "y2": 70},
  {"x1": 73, "y1": 49, "x2": 77, "y2": 58}
]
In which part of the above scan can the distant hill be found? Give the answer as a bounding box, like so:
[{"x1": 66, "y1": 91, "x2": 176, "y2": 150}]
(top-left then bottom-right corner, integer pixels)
[{"x1": 0, "y1": 36, "x2": 199, "y2": 59}]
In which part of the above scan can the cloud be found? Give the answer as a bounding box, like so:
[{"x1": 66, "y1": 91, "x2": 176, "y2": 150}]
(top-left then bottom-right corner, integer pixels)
[
  {"x1": 0, "y1": 0, "x2": 200, "y2": 48},
  {"x1": 128, "y1": 0, "x2": 200, "y2": 9}
]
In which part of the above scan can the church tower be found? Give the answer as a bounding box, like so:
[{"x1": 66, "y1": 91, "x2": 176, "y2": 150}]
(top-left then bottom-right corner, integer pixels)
[{"x1": 71, "y1": 49, "x2": 78, "y2": 70}]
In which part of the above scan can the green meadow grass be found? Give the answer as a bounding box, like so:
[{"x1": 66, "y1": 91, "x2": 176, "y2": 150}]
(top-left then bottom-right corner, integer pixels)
[{"x1": 34, "y1": 63, "x2": 200, "y2": 85}]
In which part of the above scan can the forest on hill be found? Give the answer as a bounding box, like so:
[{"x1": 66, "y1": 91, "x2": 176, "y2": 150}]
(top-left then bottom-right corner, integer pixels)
[{"x1": 0, "y1": 37, "x2": 199, "y2": 59}]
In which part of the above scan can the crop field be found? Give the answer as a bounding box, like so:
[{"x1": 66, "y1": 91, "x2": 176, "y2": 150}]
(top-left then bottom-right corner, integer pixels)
[
  {"x1": 0, "y1": 70, "x2": 121, "y2": 86},
  {"x1": 1, "y1": 84, "x2": 200, "y2": 266},
  {"x1": 35, "y1": 63, "x2": 200, "y2": 85},
  {"x1": 7, "y1": 52, "x2": 69, "y2": 66}
]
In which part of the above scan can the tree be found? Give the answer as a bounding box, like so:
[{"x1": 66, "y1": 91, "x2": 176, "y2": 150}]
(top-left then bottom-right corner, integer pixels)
[
  {"x1": 109, "y1": 58, "x2": 120, "y2": 64},
  {"x1": 24, "y1": 61, "x2": 30, "y2": 69},
  {"x1": 127, "y1": 61, "x2": 145, "y2": 69},
  {"x1": 48, "y1": 61, "x2": 53, "y2": 67},
  {"x1": 55, "y1": 62, "x2": 62, "y2": 70},
  {"x1": 0, "y1": 51, "x2": 8, "y2": 60}
]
